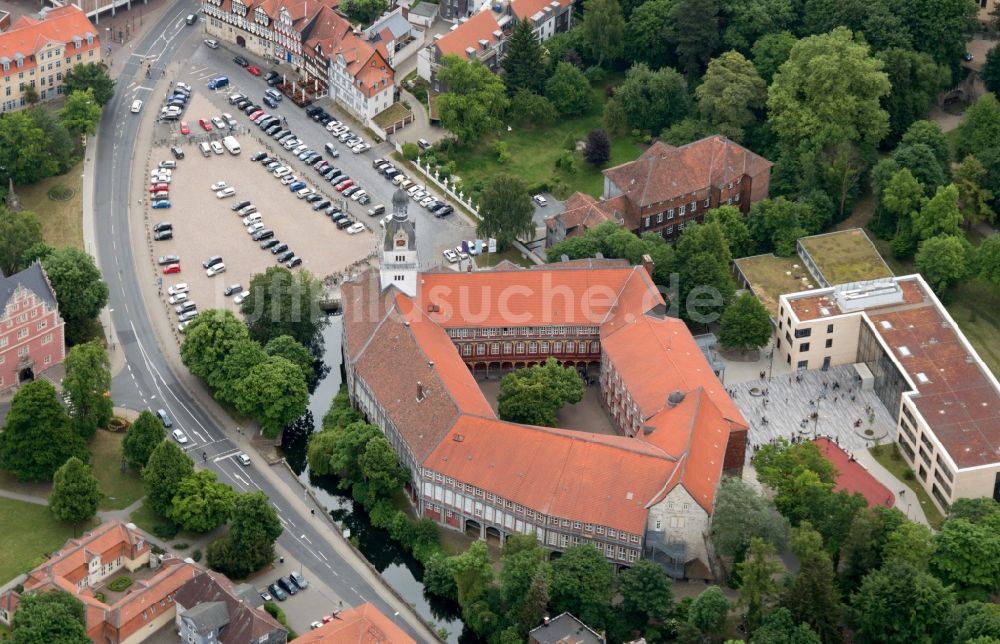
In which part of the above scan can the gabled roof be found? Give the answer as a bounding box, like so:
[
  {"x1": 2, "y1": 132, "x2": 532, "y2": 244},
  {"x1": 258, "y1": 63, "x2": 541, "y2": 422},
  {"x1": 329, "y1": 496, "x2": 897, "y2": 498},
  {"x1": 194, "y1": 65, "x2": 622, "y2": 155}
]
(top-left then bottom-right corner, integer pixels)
[
  {"x1": 434, "y1": 11, "x2": 501, "y2": 59},
  {"x1": 366, "y1": 10, "x2": 411, "y2": 41},
  {"x1": 0, "y1": 261, "x2": 58, "y2": 313},
  {"x1": 173, "y1": 571, "x2": 286, "y2": 643},
  {"x1": 294, "y1": 602, "x2": 415, "y2": 643},
  {"x1": 529, "y1": 612, "x2": 605, "y2": 644},
  {"x1": 0, "y1": 6, "x2": 97, "y2": 70},
  {"x1": 510, "y1": 0, "x2": 571, "y2": 24},
  {"x1": 603, "y1": 136, "x2": 772, "y2": 210},
  {"x1": 181, "y1": 601, "x2": 230, "y2": 633},
  {"x1": 304, "y1": 5, "x2": 394, "y2": 98},
  {"x1": 545, "y1": 192, "x2": 619, "y2": 234}
]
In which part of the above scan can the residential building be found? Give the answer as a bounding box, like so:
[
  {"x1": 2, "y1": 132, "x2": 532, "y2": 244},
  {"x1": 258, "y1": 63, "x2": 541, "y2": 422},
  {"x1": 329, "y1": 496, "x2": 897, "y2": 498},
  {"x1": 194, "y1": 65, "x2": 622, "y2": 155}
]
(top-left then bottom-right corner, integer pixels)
[
  {"x1": 544, "y1": 192, "x2": 622, "y2": 249},
  {"x1": 341, "y1": 190, "x2": 748, "y2": 578},
  {"x1": 406, "y1": 2, "x2": 438, "y2": 29},
  {"x1": 0, "y1": 262, "x2": 66, "y2": 393},
  {"x1": 295, "y1": 602, "x2": 415, "y2": 643},
  {"x1": 509, "y1": 0, "x2": 572, "y2": 40},
  {"x1": 0, "y1": 6, "x2": 101, "y2": 113},
  {"x1": 364, "y1": 8, "x2": 419, "y2": 68},
  {"x1": 0, "y1": 521, "x2": 200, "y2": 643},
  {"x1": 174, "y1": 571, "x2": 286, "y2": 643},
  {"x1": 776, "y1": 274, "x2": 1000, "y2": 513},
  {"x1": 52, "y1": 0, "x2": 138, "y2": 21},
  {"x1": 529, "y1": 613, "x2": 605, "y2": 644}
]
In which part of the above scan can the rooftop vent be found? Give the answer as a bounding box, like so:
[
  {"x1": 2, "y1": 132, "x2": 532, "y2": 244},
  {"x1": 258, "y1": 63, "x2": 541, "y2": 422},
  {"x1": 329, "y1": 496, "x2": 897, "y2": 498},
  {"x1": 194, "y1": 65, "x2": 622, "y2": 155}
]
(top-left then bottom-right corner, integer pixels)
[
  {"x1": 667, "y1": 390, "x2": 685, "y2": 407},
  {"x1": 642, "y1": 424, "x2": 655, "y2": 435},
  {"x1": 560, "y1": 254, "x2": 570, "y2": 263},
  {"x1": 899, "y1": 346, "x2": 911, "y2": 357},
  {"x1": 416, "y1": 381, "x2": 425, "y2": 401},
  {"x1": 880, "y1": 320, "x2": 893, "y2": 330},
  {"x1": 819, "y1": 307, "x2": 831, "y2": 317},
  {"x1": 595, "y1": 252, "x2": 604, "y2": 259},
  {"x1": 453, "y1": 434, "x2": 464, "y2": 442},
  {"x1": 916, "y1": 372, "x2": 930, "y2": 384},
  {"x1": 478, "y1": 38, "x2": 489, "y2": 49}
]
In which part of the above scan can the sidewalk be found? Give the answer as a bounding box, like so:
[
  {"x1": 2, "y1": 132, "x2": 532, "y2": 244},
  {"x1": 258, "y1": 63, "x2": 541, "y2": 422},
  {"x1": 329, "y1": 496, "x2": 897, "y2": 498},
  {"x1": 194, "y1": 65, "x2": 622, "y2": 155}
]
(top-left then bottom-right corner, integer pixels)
[{"x1": 852, "y1": 449, "x2": 930, "y2": 525}]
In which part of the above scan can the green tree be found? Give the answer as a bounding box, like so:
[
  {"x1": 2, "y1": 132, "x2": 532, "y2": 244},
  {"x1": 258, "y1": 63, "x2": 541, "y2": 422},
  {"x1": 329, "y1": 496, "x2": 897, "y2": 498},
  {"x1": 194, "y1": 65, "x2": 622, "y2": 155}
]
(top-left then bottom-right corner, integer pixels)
[
  {"x1": 912, "y1": 184, "x2": 963, "y2": 241},
  {"x1": 953, "y1": 154, "x2": 995, "y2": 227},
  {"x1": 497, "y1": 357, "x2": 584, "y2": 426},
  {"x1": 705, "y1": 205, "x2": 753, "y2": 257},
  {"x1": 306, "y1": 430, "x2": 340, "y2": 476},
  {"x1": 59, "y1": 89, "x2": 102, "y2": 136},
  {"x1": 48, "y1": 456, "x2": 100, "y2": 532},
  {"x1": 214, "y1": 338, "x2": 268, "y2": 405},
  {"x1": 436, "y1": 55, "x2": 509, "y2": 144},
  {"x1": 477, "y1": 174, "x2": 535, "y2": 250},
  {"x1": 985, "y1": 45, "x2": 1000, "y2": 98},
  {"x1": 0, "y1": 208, "x2": 43, "y2": 276},
  {"x1": 614, "y1": 63, "x2": 690, "y2": 133},
  {"x1": 696, "y1": 50, "x2": 767, "y2": 142},
  {"x1": 62, "y1": 63, "x2": 115, "y2": 105},
  {"x1": 27, "y1": 106, "x2": 75, "y2": 174},
  {"x1": 767, "y1": 27, "x2": 890, "y2": 154},
  {"x1": 264, "y1": 335, "x2": 315, "y2": 384},
  {"x1": 122, "y1": 411, "x2": 165, "y2": 468},
  {"x1": 168, "y1": 469, "x2": 237, "y2": 533},
  {"x1": 329, "y1": 422, "x2": 381, "y2": 486},
  {"x1": 666, "y1": 0, "x2": 720, "y2": 77},
  {"x1": 896, "y1": 0, "x2": 978, "y2": 70},
  {"x1": 948, "y1": 601, "x2": 1000, "y2": 644},
  {"x1": 10, "y1": 590, "x2": 89, "y2": 644},
  {"x1": 881, "y1": 168, "x2": 926, "y2": 223},
  {"x1": 509, "y1": 90, "x2": 557, "y2": 125},
  {"x1": 711, "y1": 477, "x2": 789, "y2": 562},
  {"x1": 849, "y1": 560, "x2": 955, "y2": 644},
  {"x1": 720, "y1": 0, "x2": 795, "y2": 53},
  {"x1": 550, "y1": 544, "x2": 613, "y2": 629},
  {"x1": 738, "y1": 538, "x2": 784, "y2": 634},
  {"x1": 976, "y1": 234, "x2": 1000, "y2": 286},
  {"x1": 342, "y1": 0, "x2": 386, "y2": 24},
  {"x1": 751, "y1": 31, "x2": 796, "y2": 84},
  {"x1": 180, "y1": 309, "x2": 252, "y2": 388},
  {"x1": 782, "y1": 523, "x2": 842, "y2": 644},
  {"x1": 901, "y1": 120, "x2": 951, "y2": 170},
  {"x1": 931, "y1": 517, "x2": 1000, "y2": 598},
  {"x1": 660, "y1": 116, "x2": 716, "y2": 146},
  {"x1": 142, "y1": 440, "x2": 194, "y2": 516},
  {"x1": 746, "y1": 198, "x2": 812, "y2": 256},
  {"x1": 503, "y1": 20, "x2": 546, "y2": 93},
  {"x1": 892, "y1": 143, "x2": 946, "y2": 196},
  {"x1": 624, "y1": 0, "x2": 675, "y2": 68},
  {"x1": 584, "y1": 128, "x2": 611, "y2": 166},
  {"x1": 618, "y1": 560, "x2": 673, "y2": 630},
  {"x1": 674, "y1": 221, "x2": 736, "y2": 323},
  {"x1": 0, "y1": 111, "x2": 59, "y2": 186},
  {"x1": 545, "y1": 61, "x2": 593, "y2": 116},
  {"x1": 877, "y1": 49, "x2": 950, "y2": 145},
  {"x1": 719, "y1": 293, "x2": 772, "y2": 351},
  {"x1": 229, "y1": 491, "x2": 283, "y2": 570},
  {"x1": 232, "y1": 356, "x2": 309, "y2": 438},
  {"x1": 359, "y1": 436, "x2": 408, "y2": 502},
  {"x1": 41, "y1": 247, "x2": 109, "y2": 344},
  {"x1": 955, "y1": 94, "x2": 1000, "y2": 159},
  {"x1": 241, "y1": 267, "x2": 326, "y2": 352},
  {"x1": 62, "y1": 340, "x2": 113, "y2": 439},
  {"x1": 0, "y1": 380, "x2": 86, "y2": 482},
  {"x1": 688, "y1": 585, "x2": 730, "y2": 638},
  {"x1": 451, "y1": 540, "x2": 495, "y2": 607},
  {"x1": 882, "y1": 520, "x2": 936, "y2": 570},
  {"x1": 582, "y1": 0, "x2": 625, "y2": 66},
  {"x1": 517, "y1": 571, "x2": 551, "y2": 634},
  {"x1": 751, "y1": 608, "x2": 822, "y2": 644},
  {"x1": 837, "y1": 506, "x2": 907, "y2": 592}
]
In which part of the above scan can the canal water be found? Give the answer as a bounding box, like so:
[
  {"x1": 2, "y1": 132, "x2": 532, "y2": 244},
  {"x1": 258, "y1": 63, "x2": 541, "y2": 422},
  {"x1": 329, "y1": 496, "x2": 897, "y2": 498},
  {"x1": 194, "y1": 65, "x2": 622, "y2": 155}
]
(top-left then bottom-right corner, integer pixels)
[{"x1": 280, "y1": 316, "x2": 470, "y2": 642}]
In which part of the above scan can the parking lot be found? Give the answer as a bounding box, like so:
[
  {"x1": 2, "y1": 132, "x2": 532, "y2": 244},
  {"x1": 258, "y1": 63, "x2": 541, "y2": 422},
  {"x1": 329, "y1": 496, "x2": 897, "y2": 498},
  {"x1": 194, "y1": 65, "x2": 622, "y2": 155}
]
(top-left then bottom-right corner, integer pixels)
[{"x1": 142, "y1": 91, "x2": 375, "y2": 326}]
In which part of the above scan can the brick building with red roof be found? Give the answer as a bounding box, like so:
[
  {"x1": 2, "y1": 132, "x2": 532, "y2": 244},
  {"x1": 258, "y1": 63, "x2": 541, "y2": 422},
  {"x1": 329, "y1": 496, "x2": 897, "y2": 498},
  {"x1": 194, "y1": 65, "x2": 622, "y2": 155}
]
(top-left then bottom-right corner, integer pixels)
[
  {"x1": 341, "y1": 191, "x2": 747, "y2": 578},
  {"x1": 295, "y1": 602, "x2": 415, "y2": 643},
  {"x1": 0, "y1": 520, "x2": 200, "y2": 643},
  {"x1": 777, "y1": 273, "x2": 1000, "y2": 512},
  {"x1": 0, "y1": 5, "x2": 101, "y2": 113}
]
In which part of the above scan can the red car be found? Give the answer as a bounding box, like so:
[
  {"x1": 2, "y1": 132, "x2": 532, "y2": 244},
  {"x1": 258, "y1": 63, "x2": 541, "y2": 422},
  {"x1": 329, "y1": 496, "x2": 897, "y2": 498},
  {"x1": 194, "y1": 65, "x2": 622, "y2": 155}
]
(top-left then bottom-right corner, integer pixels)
[
  {"x1": 248, "y1": 110, "x2": 265, "y2": 121},
  {"x1": 163, "y1": 263, "x2": 181, "y2": 274},
  {"x1": 149, "y1": 183, "x2": 169, "y2": 193},
  {"x1": 199, "y1": 118, "x2": 213, "y2": 131},
  {"x1": 179, "y1": 121, "x2": 190, "y2": 135},
  {"x1": 247, "y1": 65, "x2": 261, "y2": 76},
  {"x1": 335, "y1": 179, "x2": 354, "y2": 192}
]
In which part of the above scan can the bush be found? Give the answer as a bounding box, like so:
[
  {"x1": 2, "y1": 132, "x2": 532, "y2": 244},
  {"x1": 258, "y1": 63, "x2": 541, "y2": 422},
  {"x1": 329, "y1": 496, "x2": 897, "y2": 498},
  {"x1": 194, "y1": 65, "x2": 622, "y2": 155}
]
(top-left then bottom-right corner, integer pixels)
[
  {"x1": 150, "y1": 543, "x2": 166, "y2": 555},
  {"x1": 493, "y1": 140, "x2": 511, "y2": 164},
  {"x1": 94, "y1": 591, "x2": 106, "y2": 602},
  {"x1": 107, "y1": 576, "x2": 133, "y2": 592},
  {"x1": 904, "y1": 468, "x2": 916, "y2": 481},
  {"x1": 562, "y1": 133, "x2": 576, "y2": 151},
  {"x1": 526, "y1": 181, "x2": 550, "y2": 195},
  {"x1": 264, "y1": 601, "x2": 299, "y2": 640},
  {"x1": 556, "y1": 150, "x2": 577, "y2": 173},
  {"x1": 401, "y1": 142, "x2": 419, "y2": 160},
  {"x1": 192, "y1": 549, "x2": 202, "y2": 562},
  {"x1": 152, "y1": 520, "x2": 179, "y2": 540},
  {"x1": 584, "y1": 66, "x2": 606, "y2": 84},
  {"x1": 173, "y1": 542, "x2": 189, "y2": 550},
  {"x1": 207, "y1": 536, "x2": 256, "y2": 579}
]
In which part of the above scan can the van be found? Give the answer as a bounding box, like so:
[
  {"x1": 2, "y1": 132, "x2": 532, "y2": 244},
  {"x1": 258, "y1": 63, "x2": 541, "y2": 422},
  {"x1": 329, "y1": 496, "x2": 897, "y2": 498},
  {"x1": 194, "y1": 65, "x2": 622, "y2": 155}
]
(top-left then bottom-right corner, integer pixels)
[
  {"x1": 265, "y1": 88, "x2": 283, "y2": 102},
  {"x1": 368, "y1": 204, "x2": 386, "y2": 217},
  {"x1": 207, "y1": 75, "x2": 229, "y2": 90},
  {"x1": 185, "y1": 13, "x2": 198, "y2": 25},
  {"x1": 198, "y1": 142, "x2": 211, "y2": 157},
  {"x1": 222, "y1": 135, "x2": 241, "y2": 155}
]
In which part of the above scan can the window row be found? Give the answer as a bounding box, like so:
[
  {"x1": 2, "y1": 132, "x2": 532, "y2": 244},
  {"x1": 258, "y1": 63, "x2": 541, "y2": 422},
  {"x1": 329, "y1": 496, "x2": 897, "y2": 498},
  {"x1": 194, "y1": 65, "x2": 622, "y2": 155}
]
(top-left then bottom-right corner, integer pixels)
[{"x1": 458, "y1": 340, "x2": 600, "y2": 357}]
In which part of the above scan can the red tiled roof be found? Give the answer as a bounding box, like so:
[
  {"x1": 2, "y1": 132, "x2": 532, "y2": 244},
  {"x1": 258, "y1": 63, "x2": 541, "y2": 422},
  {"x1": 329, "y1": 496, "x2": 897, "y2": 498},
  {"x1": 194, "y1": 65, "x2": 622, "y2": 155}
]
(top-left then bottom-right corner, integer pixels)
[
  {"x1": 304, "y1": 5, "x2": 393, "y2": 98},
  {"x1": 545, "y1": 192, "x2": 618, "y2": 235},
  {"x1": 510, "y1": 0, "x2": 571, "y2": 23},
  {"x1": 294, "y1": 602, "x2": 416, "y2": 643},
  {"x1": 435, "y1": 11, "x2": 501, "y2": 59},
  {"x1": 0, "y1": 6, "x2": 99, "y2": 74},
  {"x1": 603, "y1": 136, "x2": 772, "y2": 210}
]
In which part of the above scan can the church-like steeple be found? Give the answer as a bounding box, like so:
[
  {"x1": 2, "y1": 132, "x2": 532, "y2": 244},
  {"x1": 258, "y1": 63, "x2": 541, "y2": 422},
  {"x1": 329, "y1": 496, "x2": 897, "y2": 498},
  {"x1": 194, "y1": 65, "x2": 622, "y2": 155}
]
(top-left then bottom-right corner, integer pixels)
[{"x1": 379, "y1": 187, "x2": 418, "y2": 296}]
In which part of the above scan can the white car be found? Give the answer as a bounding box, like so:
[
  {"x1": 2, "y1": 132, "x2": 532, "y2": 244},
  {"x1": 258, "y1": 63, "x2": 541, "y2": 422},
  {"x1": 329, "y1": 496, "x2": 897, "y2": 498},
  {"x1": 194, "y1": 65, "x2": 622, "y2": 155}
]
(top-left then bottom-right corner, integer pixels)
[
  {"x1": 326, "y1": 121, "x2": 340, "y2": 131},
  {"x1": 210, "y1": 181, "x2": 228, "y2": 191},
  {"x1": 151, "y1": 174, "x2": 172, "y2": 184},
  {"x1": 176, "y1": 82, "x2": 192, "y2": 92},
  {"x1": 455, "y1": 246, "x2": 469, "y2": 260},
  {"x1": 295, "y1": 187, "x2": 313, "y2": 199},
  {"x1": 178, "y1": 320, "x2": 194, "y2": 333},
  {"x1": 347, "y1": 222, "x2": 365, "y2": 235},
  {"x1": 210, "y1": 141, "x2": 224, "y2": 155},
  {"x1": 533, "y1": 194, "x2": 548, "y2": 207},
  {"x1": 216, "y1": 187, "x2": 236, "y2": 199},
  {"x1": 171, "y1": 428, "x2": 189, "y2": 444},
  {"x1": 206, "y1": 263, "x2": 227, "y2": 276},
  {"x1": 411, "y1": 191, "x2": 427, "y2": 202},
  {"x1": 222, "y1": 112, "x2": 237, "y2": 127},
  {"x1": 280, "y1": 174, "x2": 298, "y2": 185},
  {"x1": 242, "y1": 214, "x2": 262, "y2": 225},
  {"x1": 211, "y1": 116, "x2": 226, "y2": 130},
  {"x1": 167, "y1": 283, "x2": 189, "y2": 296},
  {"x1": 237, "y1": 452, "x2": 251, "y2": 466},
  {"x1": 168, "y1": 293, "x2": 188, "y2": 305},
  {"x1": 204, "y1": 39, "x2": 219, "y2": 49},
  {"x1": 246, "y1": 222, "x2": 264, "y2": 234},
  {"x1": 151, "y1": 168, "x2": 173, "y2": 178},
  {"x1": 352, "y1": 143, "x2": 370, "y2": 153},
  {"x1": 131, "y1": 99, "x2": 143, "y2": 113},
  {"x1": 442, "y1": 249, "x2": 459, "y2": 263},
  {"x1": 273, "y1": 167, "x2": 291, "y2": 177},
  {"x1": 292, "y1": 144, "x2": 308, "y2": 155},
  {"x1": 420, "y1": 196, "x2": 436, "y2": 208},
  {"x1": 234, "y1": 290, "x2": 250, "y2": 305},
  {"x1": 350, "y1": 190, "x2": 367, "y2": 202}
]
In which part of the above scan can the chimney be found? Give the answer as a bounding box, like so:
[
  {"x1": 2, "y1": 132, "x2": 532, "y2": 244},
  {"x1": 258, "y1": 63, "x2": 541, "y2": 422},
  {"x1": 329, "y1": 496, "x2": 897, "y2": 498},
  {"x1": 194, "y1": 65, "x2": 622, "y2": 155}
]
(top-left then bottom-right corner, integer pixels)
[
  {"x1": 416, "y1": 381, "x2": 424, "y2": 401},
  {"x1": 543, "y1": 616, "x2": 550, "y2": 625},
  {"x1": 641, "y1": 253, "x2": 654, "y2": 279}
]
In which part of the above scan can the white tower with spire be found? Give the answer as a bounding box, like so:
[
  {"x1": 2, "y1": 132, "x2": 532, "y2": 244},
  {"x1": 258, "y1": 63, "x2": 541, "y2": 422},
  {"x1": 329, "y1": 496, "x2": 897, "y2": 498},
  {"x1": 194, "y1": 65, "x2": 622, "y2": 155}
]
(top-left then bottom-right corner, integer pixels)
[{"x1": 379, "y1": 187, "x2": 418, "y2": 296}]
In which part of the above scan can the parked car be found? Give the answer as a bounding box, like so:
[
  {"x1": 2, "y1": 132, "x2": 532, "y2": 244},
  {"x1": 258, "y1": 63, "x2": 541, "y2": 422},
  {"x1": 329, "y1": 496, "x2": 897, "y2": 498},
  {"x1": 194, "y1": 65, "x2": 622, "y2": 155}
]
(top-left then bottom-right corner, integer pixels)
[
  {"x1": 157, "y1": 254, "x2": 180, "y2": 265},
  {"x1": 260, "y1": 239, "x2": 280, "y2": 250},
  {"x1": 286, "y1": 255, "x2": 302, "y2": 268},
  {"x1": 232, "y1": 199, "x2": 252, "y2": 211},
  {"x1": 210, "y1": 141, "x2": 224, "y2": 155},
  {"x1": 289, "y1": 572, "x2": 309, "y2": 590},
  {"x1": 216, "y1": 186, "x2": 236, "y2": 198},
  {"x1": 268, "y1": 584, "x2": 287, "y2": 601},
  {"x1": 153, "y1": 229, "x2": 173, "y2": 241},
  {"x1": 418, "y1": 138, "x2": 432, "y2": 149},
  {"x1": 168, "y1": 292, "x2": 187, "y2": 305},
  {"x1": 156, "y1": 409, "x2": 173, "y2": 427},
  {"x1": 202, "y1": 255, "x2": 224, "y2": 269},
  {"x1": 276, "y1": 250, "x2": 295, "y2": 263},
  {"x1": 178, "y1": 309, "x2": 199, "y2": 322},
  {"x1": 263, "y1": 95, "x2": 278, "y2": 108},
  {"x1": 251, "y1": 228, "x2": 274, "y2": 241},
  {"x1": 204, "y1": 38, "x2": 219, "y2": 49},
  {"x1": 533, "y1": 194, "x2": 548, "y2": 206},
  {"x1": 167, "y1": 283, "x2": 189, "y2": 296},
  {"x1": 170, "y1": 146, "x2": 185, "y2": 159},
  {"x1": 206, "y1": 263, "x2": 227, "y2": 277},
  {"x1": 171, "y1": 428, "x2": 189, "y2": 444},
  {"x1": 198, "y1": 118, "x2": 213, "y2": 131},
  {"x1": 234, "y1": 290, "x2": 251, "y2": 304},
  {"x1": 163, "y1": 262, "x2": 181, "y2": 273},
  {"x1": 247, "y1": 65, "x2": 261, "y2": 76},
  {"x1": 271, "y1": 242, "x2": 289, "y2": 255},
  {"x1": 223, "y1": 283, "x2": 243, "y2": 296},
  {"x1": 347, "y1": 222, "x2": 365, "y2": 235},
  {"x1": 233, "y1": 55, "x2": 249, "y2": 67}
]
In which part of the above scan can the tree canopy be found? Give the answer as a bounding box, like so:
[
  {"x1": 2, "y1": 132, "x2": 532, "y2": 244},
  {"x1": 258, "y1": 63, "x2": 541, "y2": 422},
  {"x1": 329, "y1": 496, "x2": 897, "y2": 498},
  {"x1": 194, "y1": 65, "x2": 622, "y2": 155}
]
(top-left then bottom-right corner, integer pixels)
[
  {"x1": 0, "y1": 380, "x2": 87, "y2": 482},
  {"x1": 59, "y1": 89, "x2": 102, "y2": 136},
  {"x1": 168, "y1": 470, "x2": 237, "y2": 533},
  {"x1": 41, "y1": 247, "x2": 109, "y2": 344},
  {"x1": 582, "y1": 0, "x2": 625, "y2": 66},
  {"x1": 549, "y1": 544, "x2": 614, "y2": 629},
  {"x1": 122, "y1": 411, "x2": 165, "y2": 468},
  {"x1": 62, "y1": 63, "x2": 115, "y2": 105},
  {"x1": 719, "y1": 292, "x2": 773, "y2": 351},
  {"x1": 614, "y1": 63, "x2": 690, "y2": 134},
  {"x1": 497, "y1": 357, "x2": 584, "y2": 426},
  {"x1": 232, "y1": 356, "x2": 309, "y2": 439},
  {"x1": 241, "y1": 267, "x2": 326, "y2": 353},
  {"x1": 10, "y1": 590, "x2": 89, "y2": 644},
  {"x1": 502, "y1": 19, "x2": 546, "y2": 94},
  {"x1": 476, "y1": 174, "x2": 535, "y2": 250},
  {"x1": 48, "y1": 456, "x2": 101, "y2": 530},
  {"x1": 142, "y1": 440, "x2": 194, "y2": 516},
  {"x1": 696, "y1": 50, "x2": 767, "y2": 142},
  {"x1": 545, "y1": 62, "x2": 594, "y2": 116},
  {"x1": 436, "y1": 56, "x2": 509, "y2": 144},
  {"x1": 0, "y1": 208, "x2": 43, "y2": 276},
  {"x1": 62, "y1": 340, "x2": 113, "y2": 439}
]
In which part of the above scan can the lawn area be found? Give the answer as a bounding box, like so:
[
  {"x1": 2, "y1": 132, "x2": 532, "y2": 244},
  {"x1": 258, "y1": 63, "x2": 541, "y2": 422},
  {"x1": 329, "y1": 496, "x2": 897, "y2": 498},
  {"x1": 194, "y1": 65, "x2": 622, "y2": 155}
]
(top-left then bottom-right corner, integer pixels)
[
  {"x1": 0, "y1": 497, "x2": 94, "y2": 582},
  {"x1": 475, "y1": 247, "x2": 535, "y2": 268},
  {"x1": 444, "y1": 77, "x2": 646, "y2": 200},
  {"x1": 799, "y1": 229, "x2": 893, "y2": 285},
  {"x1": 17, "y1": 160, "x2": 85, "y2": 249},
  {"x1": 734, "y1": 254, "x2": 818, "y2": 317},
  {"x1": 91, "y1": 430, "x2": 145, "y2": 511},
  {"x1": 869, "y1": 444, "x2": 944, "y2": 529}
]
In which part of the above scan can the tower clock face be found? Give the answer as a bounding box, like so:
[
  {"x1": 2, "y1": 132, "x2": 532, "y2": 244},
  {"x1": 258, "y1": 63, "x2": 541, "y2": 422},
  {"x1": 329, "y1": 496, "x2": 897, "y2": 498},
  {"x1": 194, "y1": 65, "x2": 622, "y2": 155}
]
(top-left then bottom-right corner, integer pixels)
[{"x1": 396, "y1": 238, "x2": 406, "y2": 247}]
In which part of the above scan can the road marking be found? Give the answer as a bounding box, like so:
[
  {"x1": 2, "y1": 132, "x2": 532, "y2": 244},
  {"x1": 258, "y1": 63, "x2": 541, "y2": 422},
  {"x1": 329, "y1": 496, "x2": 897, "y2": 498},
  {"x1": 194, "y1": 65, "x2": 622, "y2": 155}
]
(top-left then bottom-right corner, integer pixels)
[
  {"x1": 213, "y1": 448, "x2": 241, "y2": 462},
  {"x1": 318, "y1": 551, "x2": 328, "y2": 561},
  {"x1": 231, "y1": 471, "x2": 250, "y2": 488},
  {"x1": 301, "y1": 534, "x2": 312, "y2": 544}
]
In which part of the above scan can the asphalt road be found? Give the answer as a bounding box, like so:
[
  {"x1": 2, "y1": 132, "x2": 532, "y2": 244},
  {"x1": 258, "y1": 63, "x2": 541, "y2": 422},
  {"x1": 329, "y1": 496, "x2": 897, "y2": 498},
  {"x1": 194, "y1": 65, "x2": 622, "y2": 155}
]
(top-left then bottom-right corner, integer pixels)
[{"x1": 92, "y1": 4, "x2": 437, "y2": 640}]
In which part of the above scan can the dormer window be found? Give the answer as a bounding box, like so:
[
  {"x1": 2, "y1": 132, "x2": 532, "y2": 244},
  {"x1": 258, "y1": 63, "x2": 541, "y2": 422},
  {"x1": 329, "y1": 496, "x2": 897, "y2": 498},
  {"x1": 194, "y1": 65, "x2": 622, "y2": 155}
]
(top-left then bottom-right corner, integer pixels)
[
  {"x1": 86, "y1": 34, "x2": 93, "y2": 46},
  {"x1": 73, "y1": 37, "x2": 81, "y2": 49},
  {"x1": 15, "y1": 54, "x2": 23, "y2": 68}
]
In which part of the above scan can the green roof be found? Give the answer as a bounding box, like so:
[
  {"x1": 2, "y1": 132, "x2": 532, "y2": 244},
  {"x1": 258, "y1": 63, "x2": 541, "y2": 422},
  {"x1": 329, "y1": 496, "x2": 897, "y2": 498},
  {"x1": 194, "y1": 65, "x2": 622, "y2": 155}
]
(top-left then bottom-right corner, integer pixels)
[
  {"x1": 798, "y1": 229, "x2": 893, "y2": 286},
  {"x1": 734, "y1": 254, "x2": 818, "y2": 317}
]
